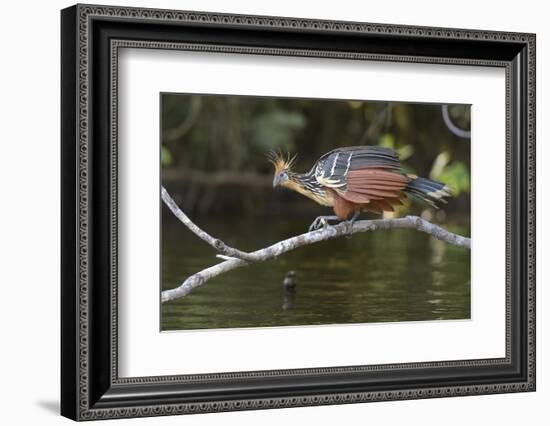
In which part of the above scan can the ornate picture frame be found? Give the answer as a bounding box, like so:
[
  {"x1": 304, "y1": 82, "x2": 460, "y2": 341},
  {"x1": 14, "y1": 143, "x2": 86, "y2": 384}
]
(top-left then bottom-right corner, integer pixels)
[{"x1": 61, "y1": 3, "x2": 535, "y2": 420}]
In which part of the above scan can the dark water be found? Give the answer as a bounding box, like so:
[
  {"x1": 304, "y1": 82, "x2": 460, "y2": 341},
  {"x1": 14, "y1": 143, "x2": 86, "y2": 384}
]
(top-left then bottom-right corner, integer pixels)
[{"x1": 161, "y1": 216, "x2": 470, "y2": 331}]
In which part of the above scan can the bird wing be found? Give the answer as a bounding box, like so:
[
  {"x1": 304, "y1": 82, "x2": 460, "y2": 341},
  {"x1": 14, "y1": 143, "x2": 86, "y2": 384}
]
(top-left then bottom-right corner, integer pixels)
[{"x1": 314, "y1": 146, "x2": 408, "y2": 204}]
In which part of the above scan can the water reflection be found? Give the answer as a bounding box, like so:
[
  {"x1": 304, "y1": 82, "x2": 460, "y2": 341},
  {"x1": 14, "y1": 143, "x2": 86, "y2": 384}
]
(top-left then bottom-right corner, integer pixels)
[
  {"x1": 161, "y1": 215, "x2": 470, "y2": 331},
  {"x1": 282, "y1": 270, "x2": 297, "y2": 310}
]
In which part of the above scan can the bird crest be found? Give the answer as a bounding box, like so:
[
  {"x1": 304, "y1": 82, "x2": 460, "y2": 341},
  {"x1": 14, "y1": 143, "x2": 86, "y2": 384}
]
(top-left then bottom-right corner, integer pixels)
[{"x1": 267, "y1": 150, "x2": 298, "y2": 174}]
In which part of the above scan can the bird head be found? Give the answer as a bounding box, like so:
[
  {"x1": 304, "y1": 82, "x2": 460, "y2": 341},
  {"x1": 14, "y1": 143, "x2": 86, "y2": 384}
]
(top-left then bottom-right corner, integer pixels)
[{"x1": 268, "y1": 151, "x2": 297, "y2": 188}]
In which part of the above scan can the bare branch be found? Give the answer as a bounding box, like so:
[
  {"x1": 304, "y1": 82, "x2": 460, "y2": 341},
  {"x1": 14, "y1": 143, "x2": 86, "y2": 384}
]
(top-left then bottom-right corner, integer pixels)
[
  {"x1": 161, "y1": 187, "x2": 258, "y2": 262},
  {"x1": 441, "y1": 104, "x2": 471, "y2": 139},
  {"x1": 161, "y1": 187, "x2": 470, "y2": 303}
]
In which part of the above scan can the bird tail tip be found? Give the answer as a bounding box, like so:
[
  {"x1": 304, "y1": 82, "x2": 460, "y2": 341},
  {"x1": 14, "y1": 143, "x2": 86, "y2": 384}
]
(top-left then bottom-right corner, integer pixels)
[{"x1": 405, "y1": 177, "x2": 452, "y2": 207}]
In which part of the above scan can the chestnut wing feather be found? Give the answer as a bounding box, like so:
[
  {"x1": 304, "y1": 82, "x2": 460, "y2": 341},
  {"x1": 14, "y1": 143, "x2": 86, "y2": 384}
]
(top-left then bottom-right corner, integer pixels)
[
  {"x1": 314, "y1": 146, "x2": 408, "y2": 204},
  {"x1": 343, "y1": 169, "x2": 408, "y2": 202},
  {"x1": 314, "y1": 146, "x2": 401, "y2": 191}
]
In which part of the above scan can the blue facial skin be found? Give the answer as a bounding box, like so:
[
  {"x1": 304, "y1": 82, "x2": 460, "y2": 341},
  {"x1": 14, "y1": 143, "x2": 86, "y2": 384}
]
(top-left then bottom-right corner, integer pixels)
[{"x1": 273, "y1": 171, "x2": 288, "y2": 187}]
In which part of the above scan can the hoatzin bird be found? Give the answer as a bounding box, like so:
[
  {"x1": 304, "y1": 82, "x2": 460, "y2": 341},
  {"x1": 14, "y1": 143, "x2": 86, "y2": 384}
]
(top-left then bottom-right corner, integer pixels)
[{"x1": 269, "y1": 146, "x2": 451, "y2": 231}]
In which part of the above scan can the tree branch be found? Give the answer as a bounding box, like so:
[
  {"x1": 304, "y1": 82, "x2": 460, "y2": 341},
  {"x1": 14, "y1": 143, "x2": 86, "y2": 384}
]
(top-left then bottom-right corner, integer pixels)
[
  {"x1": 161, "y1": 187, "x2": 258, "y2": 262},
  {"x1": 441, "y1": 104, "x2": 471, "y2": 139},
  {"x1": 161, "y1": 186, "x2": 470, "y2": 303}
]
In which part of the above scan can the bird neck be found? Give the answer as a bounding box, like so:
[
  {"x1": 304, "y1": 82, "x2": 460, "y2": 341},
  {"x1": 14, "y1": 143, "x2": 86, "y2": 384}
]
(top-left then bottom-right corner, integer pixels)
[
  {"x1": 284, "y1": 170, "x2": 333, "y2": 207},
  {"x1": 290, "y1": 166, "x2": 316, "y2": 181},
  {"x1": 287, "y1": 169, "x2": 315, "y2": 188}
]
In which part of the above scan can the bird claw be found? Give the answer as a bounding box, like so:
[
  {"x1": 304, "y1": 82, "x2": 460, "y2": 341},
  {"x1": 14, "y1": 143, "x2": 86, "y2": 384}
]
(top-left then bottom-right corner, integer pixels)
[
  {"x1": 309, "y1": 217, "x2": 327, "y2": 232},
  {"x1": 309, "y1": 216, "x2": 330, "y2": 232}
]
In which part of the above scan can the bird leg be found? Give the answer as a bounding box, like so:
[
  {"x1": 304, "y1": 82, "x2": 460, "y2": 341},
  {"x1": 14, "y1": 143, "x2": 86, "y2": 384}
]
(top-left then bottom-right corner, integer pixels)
[
  {"x1": 345, "y1": 210, "x2": 361, "y2": 237},
  {"x1": 308, "y1": 215, "x2": 341, "y2": 232}
]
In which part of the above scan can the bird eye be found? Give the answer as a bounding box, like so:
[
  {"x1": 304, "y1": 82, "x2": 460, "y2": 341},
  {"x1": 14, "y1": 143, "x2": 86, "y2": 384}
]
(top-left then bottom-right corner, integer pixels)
[{"x1": 279, "y1": 172, "x2": 285, "y2": 177}]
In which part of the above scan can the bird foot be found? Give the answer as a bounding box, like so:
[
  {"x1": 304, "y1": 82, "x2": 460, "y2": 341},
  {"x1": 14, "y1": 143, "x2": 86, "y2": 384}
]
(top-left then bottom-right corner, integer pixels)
[{"x1": 308, "y1": 215, "x2": 340, "y2": 232}]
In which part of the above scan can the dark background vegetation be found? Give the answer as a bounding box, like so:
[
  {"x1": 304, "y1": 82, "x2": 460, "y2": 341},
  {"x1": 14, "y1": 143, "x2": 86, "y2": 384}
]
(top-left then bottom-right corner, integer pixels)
[
  {"x1": 160, "y1": 94, "x2": 471, "y2": 331},
  {"x1": 161, "y1": 94, "x2": 470, "y2": 221}
]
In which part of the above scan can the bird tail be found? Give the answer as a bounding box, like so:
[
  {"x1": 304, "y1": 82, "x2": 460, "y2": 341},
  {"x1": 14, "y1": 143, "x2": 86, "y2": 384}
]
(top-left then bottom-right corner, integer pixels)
[{"x1": 404, "y1": 176, "x2": 451, "y2": 208}]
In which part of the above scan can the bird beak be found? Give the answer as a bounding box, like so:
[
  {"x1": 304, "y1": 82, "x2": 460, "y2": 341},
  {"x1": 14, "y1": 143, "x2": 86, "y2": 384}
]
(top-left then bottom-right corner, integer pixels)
[{"x1": 273, "y1": 175, "x2": 280, "y2": 187}]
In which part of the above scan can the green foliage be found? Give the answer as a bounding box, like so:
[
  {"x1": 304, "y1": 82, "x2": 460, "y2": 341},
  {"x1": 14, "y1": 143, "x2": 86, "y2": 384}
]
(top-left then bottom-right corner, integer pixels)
[
  {"x1": 438, "y1": 162, "x2": 470, "y2": 195},
  {"x1": 161, "y1": 94, "x2": 471, "y2": 215},
  {"x1": 378, "y1": 133, "x2": 395, "y2": 148},
  {"x1": 430, "y1": 151, "x2": 470, "y2": 195},
  {"x1": 378, "y1": 133, "x2": 414, "y2": 161},
  {"x1": 430, "y1": 151, "x2": 451, "y2": 179},
  {"x1": 161, "y1": 145, "x2": 173, "y2": 167},
  {"x1": 250, "y1": 110, "x2": 306, "y2": 152}
]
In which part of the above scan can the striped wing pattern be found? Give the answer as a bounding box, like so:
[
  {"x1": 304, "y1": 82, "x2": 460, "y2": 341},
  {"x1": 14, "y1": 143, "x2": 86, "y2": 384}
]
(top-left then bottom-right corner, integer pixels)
[{"x1": 314, "y1": 146, "x2": 408, "y2": 205}]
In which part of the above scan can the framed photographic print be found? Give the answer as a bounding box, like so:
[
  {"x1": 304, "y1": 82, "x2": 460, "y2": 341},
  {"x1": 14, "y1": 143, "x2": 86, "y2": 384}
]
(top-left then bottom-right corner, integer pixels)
[{"x1": 61, "y1": 3, "x2": 536, "y2": 421}]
